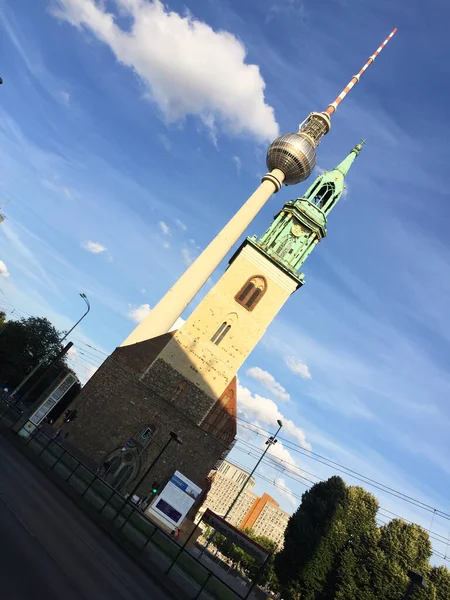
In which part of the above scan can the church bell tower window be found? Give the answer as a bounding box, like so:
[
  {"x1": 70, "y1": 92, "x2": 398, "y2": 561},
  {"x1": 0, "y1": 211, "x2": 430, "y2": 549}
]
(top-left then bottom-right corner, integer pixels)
[
  {"x1": 235, "y1": 276, "x2": 267, "y2": 311},
  {"x1": 211, "y1": 322, "x2": 231, "y2": 345}
]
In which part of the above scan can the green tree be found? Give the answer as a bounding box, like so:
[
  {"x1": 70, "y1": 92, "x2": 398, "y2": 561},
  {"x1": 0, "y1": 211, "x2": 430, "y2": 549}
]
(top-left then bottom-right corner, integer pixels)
[
  {"x1": 0, "y1": 316, "x2": 67, "y2": 391},
  {"x1": 274, "y1": 475, "x2": 440, "y2": 600},
  {"x1": 275, "y1": 476, "x2": 357, "y2": 599},
  {"x1": 426, "y1": 566, "x2": 450, "y2": 600},
  {"x1": 0, "y1": 311, "x2": 6, "y2": 327},
  {"x1": 369, "y1": 520, "x2": 432, "y2": 600},
  {"x1": 208, "y1": 527, "x2": 280, "y2": 590}
]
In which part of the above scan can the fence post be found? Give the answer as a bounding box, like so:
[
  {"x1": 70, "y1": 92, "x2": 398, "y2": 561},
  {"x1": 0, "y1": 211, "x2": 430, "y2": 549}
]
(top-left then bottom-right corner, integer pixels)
[
  {"x1": 193, "y1": 572, "x2": 212, "y2": 600},
  {"x1": 166, "y1": 515, "x2": 203, "y2": 575}
]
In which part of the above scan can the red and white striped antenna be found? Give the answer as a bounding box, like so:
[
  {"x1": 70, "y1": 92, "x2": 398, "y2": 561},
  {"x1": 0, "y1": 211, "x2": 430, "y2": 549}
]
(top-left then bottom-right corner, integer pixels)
[{"x1": 325, "y1": 28, "x2": 397, "y2": 116}]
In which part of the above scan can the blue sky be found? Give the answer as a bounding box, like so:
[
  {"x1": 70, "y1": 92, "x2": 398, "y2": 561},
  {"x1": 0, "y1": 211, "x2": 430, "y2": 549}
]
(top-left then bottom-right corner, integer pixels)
[{"x1": 0, "y1": 0, "x2": 449, "y2": 563}]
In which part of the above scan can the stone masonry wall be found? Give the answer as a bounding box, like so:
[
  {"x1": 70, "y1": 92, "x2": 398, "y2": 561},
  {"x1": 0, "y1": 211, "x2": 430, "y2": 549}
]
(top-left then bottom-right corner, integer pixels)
[{"x1": 67, "y1": 353, "x2": 230, "y2": 492}]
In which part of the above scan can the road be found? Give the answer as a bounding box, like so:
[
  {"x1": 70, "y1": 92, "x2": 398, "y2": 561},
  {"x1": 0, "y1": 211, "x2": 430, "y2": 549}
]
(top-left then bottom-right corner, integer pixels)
[{"x1": 0, "y1": 435, "x2": 176, "y2": 600}]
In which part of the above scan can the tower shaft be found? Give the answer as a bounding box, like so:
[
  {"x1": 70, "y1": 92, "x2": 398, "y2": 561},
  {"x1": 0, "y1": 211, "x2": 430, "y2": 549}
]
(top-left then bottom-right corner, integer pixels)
[
  {"x1": 325, "y1": 28, "x2": 397, "y2": 116},
  {"x1": 122, "y1": 169, "x2": 285, "y2": 346}
]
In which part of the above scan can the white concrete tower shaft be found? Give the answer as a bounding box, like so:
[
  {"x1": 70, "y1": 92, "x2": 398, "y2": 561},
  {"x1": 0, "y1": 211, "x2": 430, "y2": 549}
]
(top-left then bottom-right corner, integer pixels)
[{"x1": 122, "y1": 169, "x2": 285, "y2": 346}]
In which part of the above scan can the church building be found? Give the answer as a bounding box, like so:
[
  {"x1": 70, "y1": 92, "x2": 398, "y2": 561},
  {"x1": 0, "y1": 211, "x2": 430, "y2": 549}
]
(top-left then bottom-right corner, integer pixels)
[{"x1": 66, "y1": 143, "x2": 363, "y2": 508}]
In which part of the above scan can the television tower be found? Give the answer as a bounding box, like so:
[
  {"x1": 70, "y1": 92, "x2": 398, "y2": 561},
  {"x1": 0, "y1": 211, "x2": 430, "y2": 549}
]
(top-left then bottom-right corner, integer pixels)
[{"x1": 123, "y1": 28, "x2": 397, "y2": 346}]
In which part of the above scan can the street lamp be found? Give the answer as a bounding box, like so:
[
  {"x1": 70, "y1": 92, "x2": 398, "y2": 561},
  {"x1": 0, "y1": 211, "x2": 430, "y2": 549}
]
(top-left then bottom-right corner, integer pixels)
[
  {"x1": 403, "y1": 570, "x2": 427, "y2": 599},
  {"x1": 128, "y1": 430, "x2": 183, "y2": 503},
  {"x1": 201, "y1": 420, "x2": 283, "y2": 556},
  {"x1": 11, "y1": 293, "x2": 90, "y2": 397},
  {"x1": 224, "y1": 419, "x2": 282, "y2": 521},
  {"x1": 60, "y1": 293, "x2": 90, "y2": 344}
]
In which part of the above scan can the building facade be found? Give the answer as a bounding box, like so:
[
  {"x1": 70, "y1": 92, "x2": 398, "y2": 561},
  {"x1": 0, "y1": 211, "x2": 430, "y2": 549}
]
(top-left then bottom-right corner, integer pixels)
[
  {"x1": 65, "y1": 145, "x2": 362, "y2": 518},
  {"x1": 198, "y1": 461, "x2": 291, "y2": 549}
]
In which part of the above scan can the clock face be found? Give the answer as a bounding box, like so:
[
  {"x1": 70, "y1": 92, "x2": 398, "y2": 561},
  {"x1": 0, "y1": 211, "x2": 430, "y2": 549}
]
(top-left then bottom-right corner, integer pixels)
[{"x1": 291, "y1": 222, "x2": 307, "y2": 237}]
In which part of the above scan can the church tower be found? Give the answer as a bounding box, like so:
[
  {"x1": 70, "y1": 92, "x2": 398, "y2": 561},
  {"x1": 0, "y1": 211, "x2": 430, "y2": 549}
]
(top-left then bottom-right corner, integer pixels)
[
  {"x1": 66, "y1": 144, "x2": 363, "y2": 504},
  {"x1": 142, "y1": 143, "x2": 363, "y2": 413}
]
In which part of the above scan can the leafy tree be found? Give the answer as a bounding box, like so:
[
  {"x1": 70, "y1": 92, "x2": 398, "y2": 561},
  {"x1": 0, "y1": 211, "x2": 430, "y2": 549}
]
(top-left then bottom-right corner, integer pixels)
[
  {"x1": 0, "y1": 316, "x2": 68, "y2": 393},
  {"x1": 274, "y1": 476, "x2": 441, "y2": 600},
  {"x1": 208, "y1": 527, "x2": 280, "y2": 590},
  {"x1": 426, "y1": 566, "x2": 450, "y2": 600},
  {"x1": 0, "y1": 311, "x2": 6, "y2": 327},
  {"x1": 275, "y1": 476, "x2": 352, "y2": 599}
]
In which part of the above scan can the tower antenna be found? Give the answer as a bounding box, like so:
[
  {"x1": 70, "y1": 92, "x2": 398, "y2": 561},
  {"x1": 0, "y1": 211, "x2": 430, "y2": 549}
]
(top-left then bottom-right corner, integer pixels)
[
  {"x1": 267, "y1": 28, "x2": 397, "y2": 186},
  {"x1": 123, "y1": 30, "x2": 397, "y2": 345},
  {"x1": 325, "y1": 28, "x2": 397, "y2": 116}
]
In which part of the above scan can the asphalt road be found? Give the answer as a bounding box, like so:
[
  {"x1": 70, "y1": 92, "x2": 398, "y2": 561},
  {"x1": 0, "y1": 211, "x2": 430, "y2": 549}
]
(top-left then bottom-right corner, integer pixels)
[{"x1": 0, "y1": 436, "x2": 176, "y2": 600}]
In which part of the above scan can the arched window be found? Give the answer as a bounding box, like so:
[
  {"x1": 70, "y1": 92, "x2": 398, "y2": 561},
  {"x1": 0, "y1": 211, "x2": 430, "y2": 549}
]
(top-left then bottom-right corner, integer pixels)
[
  {"x1": 211, "y1": 322, "x2": 231, "y2": 345},
  {"x1": 235, "y1": 276, "x2": 267, "y2": 311},
  {"x1": 310, "y1": 181, "x2": 335, "y2": 208}
]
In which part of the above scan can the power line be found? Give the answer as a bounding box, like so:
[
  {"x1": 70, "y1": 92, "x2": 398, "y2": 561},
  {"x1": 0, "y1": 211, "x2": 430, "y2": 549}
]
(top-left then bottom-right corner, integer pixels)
[
  {"x1": 70, "y1": 338, "x2": 450, "y2": 526},
  {"x1": 228, "y1": 455, "x2": 450, "y2": 566},
  {"x1": 4, "y1": 307, "x2": 449, "y2": 544},
  {"x1": 235, "y1": 417, "x2": 450, "y2": 522},
  {"x1": 232, "y1": 440, "x2": 450, "y2": 557}
]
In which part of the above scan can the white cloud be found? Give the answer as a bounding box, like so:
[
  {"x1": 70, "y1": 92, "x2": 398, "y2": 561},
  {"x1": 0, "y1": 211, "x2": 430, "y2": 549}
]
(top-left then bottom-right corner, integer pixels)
[
  {"x1": 285, "y1": 355, "x2": 312, "y2": 379},
  {"x1": 0, "y1": 260, "x2": 10, "y2": 278},
  {"x1": 60, "y1": 90, "x2": 70, "y2": 105},
  {"x1": 274, "y1": 476, "x2": 298, "y2": 507},
  {"x1": 52, "y1": 0, "x2": 279, "y2": 142},
  {"x1": 127, "y1": 303, "x2": 151, "y2": 323},
  {"x1": 232, "y1": 155, "x2": 242, "y2": 175},
  {"x1": 238, "y1": 383, "x2": 311, "y2": 450},
  {"x1": 162, "y1": 240, "x2": 170, "y2": 249},
  {"x1": 158, "y1": 221, "x2": 171, "y2": 236},
  {"x1": 175, "y1": 218, "x2": 187, "y2": 231},
  {"x1": 246, "y1": 366, "x2": 290, "y2": 402},
  {"x1": 158, "y1": 133, "x2": 171, "y2": 152},
  {"x1": 83, "y1": 240, "x2": 107, "y2": 254},
  {"x1": 182, "y1": 247, "x2": 195, "y2": 266}
]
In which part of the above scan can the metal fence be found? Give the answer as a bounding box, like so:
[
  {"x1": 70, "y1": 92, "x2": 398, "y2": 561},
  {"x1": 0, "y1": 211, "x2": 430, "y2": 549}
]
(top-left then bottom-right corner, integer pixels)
[{"x1": 0, "y1": 395, "x2": 256, "y2": 600}]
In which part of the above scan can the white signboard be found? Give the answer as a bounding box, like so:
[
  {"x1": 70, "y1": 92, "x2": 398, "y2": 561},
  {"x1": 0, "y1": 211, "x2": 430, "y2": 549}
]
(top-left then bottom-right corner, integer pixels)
[
  {"x1": 147, "y1": 471, "x2": 202, "y2": 529},
  {"x1": 22, "y1": 373, "x2": 78, "y2": 437}
]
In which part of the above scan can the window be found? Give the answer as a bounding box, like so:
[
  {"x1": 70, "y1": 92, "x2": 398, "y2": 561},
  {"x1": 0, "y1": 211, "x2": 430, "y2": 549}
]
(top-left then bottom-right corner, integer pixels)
[
  {"x1": 211, "y1": 322, "x2": 231, "y2": 345},
  {"x1": 308, "y1": 181, "x2": 335, "y2": 209},
  {"x1": 235, "y1": 276, "x2": 267, "y2": 311}
]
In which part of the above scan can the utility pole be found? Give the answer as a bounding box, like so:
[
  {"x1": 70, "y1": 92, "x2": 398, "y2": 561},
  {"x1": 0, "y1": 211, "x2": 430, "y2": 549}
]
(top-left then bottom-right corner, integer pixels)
[
  {"x1": 113, "y1": 431, "x2": 182, "y2": 525},
  {"x1": 403, "y1": 570, "x2": 427, "y2": 599},
  {"x1": 11, "y1": 293, "x2": 90, "y2": 398},
  {"x1": 201, "y1": 420, "x2": 283, "y2": 556},
  {"x1": 128, "y1": 430, "x2": 182, "y2": 502}
]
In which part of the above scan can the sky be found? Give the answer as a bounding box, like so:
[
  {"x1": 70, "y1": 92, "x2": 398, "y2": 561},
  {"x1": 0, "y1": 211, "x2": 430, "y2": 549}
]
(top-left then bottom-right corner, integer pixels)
[{"x1": 0, "y1": 0, "x2": 449, "y2": 564}]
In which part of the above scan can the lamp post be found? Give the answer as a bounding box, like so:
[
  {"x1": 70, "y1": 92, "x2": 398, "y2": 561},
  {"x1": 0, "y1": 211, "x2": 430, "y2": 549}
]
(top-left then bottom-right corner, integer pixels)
[
  {"x1": 113, "y1": 430, "x2": 182, "y2": 528},
  {"x1": 201, "y1": 420, "x2": 283, "y2": 557},
  {"x1": 128, "y1": 430, "x2": 183, "y2": 503},
  {"x1": 11, "y1": 293, "x2": 90, "y2": 398},
  {"x1": 403, "y1": 570, "x2": 427, "y2": 599}
]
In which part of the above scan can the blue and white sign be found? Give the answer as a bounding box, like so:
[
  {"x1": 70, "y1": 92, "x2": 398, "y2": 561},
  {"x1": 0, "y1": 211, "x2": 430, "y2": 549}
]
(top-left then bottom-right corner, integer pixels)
[{"x1": 147, "y1": 470, "x2": 202, "y2": 529}]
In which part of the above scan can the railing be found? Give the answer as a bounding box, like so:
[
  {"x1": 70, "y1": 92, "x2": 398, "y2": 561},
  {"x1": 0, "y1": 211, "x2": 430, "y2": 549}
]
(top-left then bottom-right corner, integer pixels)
[{"x1": 0, "y1": 394, "x2": 254, "y2": 600}]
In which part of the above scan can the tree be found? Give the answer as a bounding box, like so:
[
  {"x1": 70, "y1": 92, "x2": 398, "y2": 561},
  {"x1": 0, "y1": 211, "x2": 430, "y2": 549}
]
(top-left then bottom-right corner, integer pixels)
[
  {"x1": 275, "y1": 476, "x2": 360, "y2": 599},
  {"x1": 426, "y1": 566, "x2": 450, "y2": 600},
  {"x1": 0, "y1": 311, "x2": 6, "y2": 327},
  {"x1": 208, "y1": 527, "x2": 280, "y2": 591},
  {"x1": 0, "y1": 316, "x2": 67, "y2": 392},
  {"x1": 274, "y1": 476, "x2": 442, "y2": 600}
]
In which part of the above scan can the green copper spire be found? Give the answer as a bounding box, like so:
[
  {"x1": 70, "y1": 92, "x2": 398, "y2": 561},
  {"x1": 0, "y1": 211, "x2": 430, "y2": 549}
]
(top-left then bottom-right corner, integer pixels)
[
  {"x1": 303, "y1": 140, "x2": 364, "y2": 214},
  {"x1": 247, "y1": 142, "x2": 363, "y2": 286}
]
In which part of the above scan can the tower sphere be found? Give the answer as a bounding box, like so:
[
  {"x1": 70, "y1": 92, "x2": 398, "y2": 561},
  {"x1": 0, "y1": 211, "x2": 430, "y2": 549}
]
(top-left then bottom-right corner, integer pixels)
[{"x1": 266, "y1": 133, "x2": 316, "y2": 186}]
